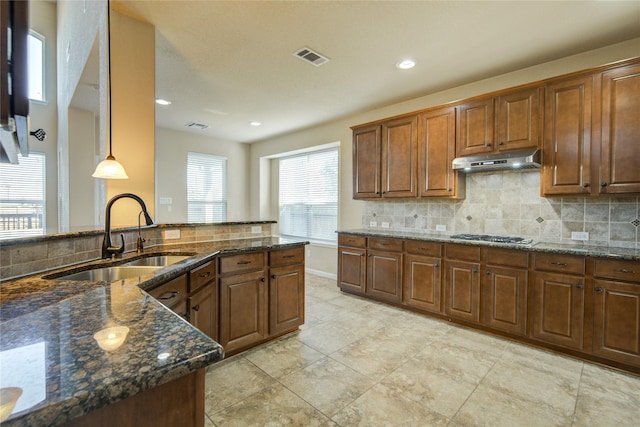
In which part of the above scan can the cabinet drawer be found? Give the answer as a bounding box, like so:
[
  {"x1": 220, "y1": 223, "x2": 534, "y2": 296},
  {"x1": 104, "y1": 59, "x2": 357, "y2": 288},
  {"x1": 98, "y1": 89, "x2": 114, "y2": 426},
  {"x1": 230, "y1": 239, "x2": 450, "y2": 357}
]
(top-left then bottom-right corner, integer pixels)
[
  {"x1": 594, "y1": 259, "x2": 640, "y2": 282},
  {"x1": 486, "y1": 247, "x2": 529, "y2": 268},
  {"x1": 405, "y1": 240, "x2": 442, "y2": 257},
  {"x1": 189, "y1": 260, "x2": 216, "y2": 293},
  {"x1": 368, "y1": 237, "x2": 403, "y2": 252},
  {"x1": 534, "y1": 253, "x2": 585, "y2": 275},
  {"x1": 338, "y1": 234, "x2": 367, "y2": 248},
  {"x1": 149, "y1": 274, "x2": 187, "y2": 309},
  {"x1": 219, "y1": 251, "x2": 265, "y2": 275},
  {"x1": 445, "y1": 244, "x2": 481, "y2": 261},
  {"x1": 270, "y1": 247, "x2": 304, "y2": 267}
]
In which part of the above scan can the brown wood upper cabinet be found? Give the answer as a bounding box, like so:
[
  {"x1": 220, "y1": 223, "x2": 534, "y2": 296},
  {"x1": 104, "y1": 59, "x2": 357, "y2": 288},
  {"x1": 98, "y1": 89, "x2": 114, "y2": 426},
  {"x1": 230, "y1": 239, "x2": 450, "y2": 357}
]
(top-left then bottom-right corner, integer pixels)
[
  {"x1": 418, "y1": 107, "x2": 463, "y2": 198},
  {"x1": 352, "y1": 116, "x2": 418, "y2": 199},
  {"x1": 456, "y1": 87, "x2": 540, "y2": 157}
]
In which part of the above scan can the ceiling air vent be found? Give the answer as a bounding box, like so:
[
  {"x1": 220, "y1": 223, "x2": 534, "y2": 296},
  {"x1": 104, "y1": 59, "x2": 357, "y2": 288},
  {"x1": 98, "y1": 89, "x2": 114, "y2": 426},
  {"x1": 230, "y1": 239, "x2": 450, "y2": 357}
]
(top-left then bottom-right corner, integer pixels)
[
  {"x1": 293, "y1": 47, "x2": 330, "y2": 67},
  {"x1": 185, "y1": 122, "x2": 209, "y2": 130}
]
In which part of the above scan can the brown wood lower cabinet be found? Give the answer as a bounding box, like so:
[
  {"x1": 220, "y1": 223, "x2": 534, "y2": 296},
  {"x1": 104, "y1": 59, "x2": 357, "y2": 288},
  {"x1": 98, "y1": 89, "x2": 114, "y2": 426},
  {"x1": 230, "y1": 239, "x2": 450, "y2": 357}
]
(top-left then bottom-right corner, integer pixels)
[
  {"x1": 367, "y1": 249, "x2": 402, "y2": 303},
  {"x1": 190, "y1": 285, "x2": 217, "y2": 340},
  {"x1": 338, "y1": 245, "x2": 366, "y2": 294},
  {"x1": 403, "y1": 254, "x2": 442, "y2": 313},
  {"x1": 444, "y1": 259, "x2": 481, "y2": 323},
  {"x1": 269, "y1": 264, "x2": 305, "y2": 335}
]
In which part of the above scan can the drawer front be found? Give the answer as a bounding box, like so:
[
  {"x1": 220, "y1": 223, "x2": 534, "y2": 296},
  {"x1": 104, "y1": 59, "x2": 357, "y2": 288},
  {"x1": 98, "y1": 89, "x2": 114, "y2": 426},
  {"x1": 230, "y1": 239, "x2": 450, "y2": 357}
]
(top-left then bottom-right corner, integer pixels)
[
  {"x1": 594, "y1": 259, "x2": 640, "y2": 282},
  {"x1": 405, "y1": 240, "x2": 442, "y2": 257},
  {"x1": 445, "y1": 244, "x2": 481, "y2": 262},
  {"x1": 189, "y1": 260, "x2": 216, "y2": 293},
  {"x1": 270, "y1": 247, "x2": 304, "y2": 267},
  {"x1": 368, "y1": 237, "x2": 403, "y2": 252},
  {"x1": 219, "y1": 251, "x2": 265, "y2": 275},
  {"x1": 534, "y1": 253, "x2": 585, "y2": 275},
  {"x1": 149, "y1": 275, "x2": 188, "y2": 309},
  {"x1": 338, "y1": 234, "x2": 367, "y2": 248},
  {"x1": 486, "y1": 247, "x2": 529, "y2": 268}
]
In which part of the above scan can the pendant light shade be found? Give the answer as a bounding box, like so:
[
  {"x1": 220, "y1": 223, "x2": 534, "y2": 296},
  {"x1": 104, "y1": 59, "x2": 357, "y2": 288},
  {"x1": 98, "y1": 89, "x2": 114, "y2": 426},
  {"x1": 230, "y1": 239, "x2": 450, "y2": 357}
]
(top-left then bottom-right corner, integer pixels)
[{"x1": 92, "y1": 0, "x2": 128, "y2": 180}]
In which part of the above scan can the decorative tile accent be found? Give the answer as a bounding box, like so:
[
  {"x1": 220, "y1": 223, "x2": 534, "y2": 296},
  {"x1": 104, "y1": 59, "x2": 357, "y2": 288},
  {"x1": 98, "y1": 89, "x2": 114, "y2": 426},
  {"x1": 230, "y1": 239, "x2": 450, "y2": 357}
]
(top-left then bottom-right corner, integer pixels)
[
  {"x1": 413, "y1": 214, "x2": 418, "y2": 219},
  {"x1": 536, "y1": 217, "x2": 544, "y2": 223},
  {"x1": 632, "y1": 219, "x2": 640, "y2": 227},
  {"x1": 373, "y1": 213, "x2": 377, "y2": 217},
  {"x1": 466, "y1": 216, "x2": 473, "y2": 221}
]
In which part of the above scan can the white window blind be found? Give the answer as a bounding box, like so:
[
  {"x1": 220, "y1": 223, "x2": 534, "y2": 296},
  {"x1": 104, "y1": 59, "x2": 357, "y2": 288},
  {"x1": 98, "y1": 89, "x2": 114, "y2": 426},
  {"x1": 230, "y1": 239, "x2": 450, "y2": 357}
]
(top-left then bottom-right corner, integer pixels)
[
  {"x1": 0, "y1": 152, "x2": 46, "y2": 239},
  {"x1": 279, "y1": 148, "x2": 338, "y2": 242},
  {"x1": 187, "y1": 152, "x2": 227, "y2": 222}
]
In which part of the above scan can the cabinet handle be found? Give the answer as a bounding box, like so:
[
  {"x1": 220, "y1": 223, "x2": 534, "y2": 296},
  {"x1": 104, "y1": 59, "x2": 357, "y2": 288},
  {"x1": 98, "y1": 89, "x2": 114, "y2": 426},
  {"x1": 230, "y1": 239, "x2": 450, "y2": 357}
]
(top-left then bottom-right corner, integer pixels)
[
  {"x1": 582, "y1": 183, "x2": 590, "y2": 187},
  {"x1": 379, "y1": 243, "x2": 389, "y2": 246},
  {"x1": 486, "y1": 271, "x2": 492, "y2": 275},
  {"x1": 359, "y1": 253, "x2": 365, "y2": 257},
  {"x1": 595, "y1": 287, "x2": 603, "y2": 293},
  {"x1": 199, "y1": 271, "x2": 211, "y2": 278},
  {"x1": 614, "y1": 268, "x2": 634, "y2": 274},
  {"x1": 498, "y1": 141, "x2": 504, "y2": 146},
  {"x1": 485, "y1": 142, "x2": 492, "y2": 147},
  {"x1": 434, "y1": 263, "x2": 440, "y2": 268},
  {"x1": 282, "y1": 255, "x2": 295, "y2": 259},
  {"x1": 237, "y1": 260, "x2": 252, "y2": 265},
  {"x1": 550, "y1": 262, "x2": 567, "y2": 267},
  {"x1": 158, "y1": 291, "x2": 178, "y2": 300},
  {"x1": 368, "y1": 254, "x2": 372, "y2": 257},
  {"x1": 418, "y1": 247, "x2": 427, "y2": 250},
  {"x1": 601, "y1": 182, "x2": 608, "y2": 187},
  {"x1": 472, "y1": 269, "x2": 479, "y2": 273},
  {"x1": 576, "y1": 283, "x2": 584, "y2": 289},
  {"x1": 192, "y1": 305, "x2": 200, "y2": 311}
]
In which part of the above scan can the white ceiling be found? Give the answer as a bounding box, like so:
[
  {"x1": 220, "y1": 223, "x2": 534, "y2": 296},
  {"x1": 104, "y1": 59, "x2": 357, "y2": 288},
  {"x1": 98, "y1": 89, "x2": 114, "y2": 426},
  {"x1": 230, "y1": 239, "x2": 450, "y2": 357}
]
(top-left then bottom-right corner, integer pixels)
[{"x1": 115, "y1": 0, "x2": 640, "y2": 144}]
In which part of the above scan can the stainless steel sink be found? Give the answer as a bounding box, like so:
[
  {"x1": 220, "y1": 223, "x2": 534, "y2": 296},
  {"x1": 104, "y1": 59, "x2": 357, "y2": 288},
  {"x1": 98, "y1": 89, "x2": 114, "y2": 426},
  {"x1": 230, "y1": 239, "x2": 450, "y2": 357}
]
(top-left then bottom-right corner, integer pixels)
[
  {"x1": 122, "y1": 255, "x2": 191, "y2": 267},
  {"x1": 51, "y1": 266, "x2": 160, "y2": 282}
]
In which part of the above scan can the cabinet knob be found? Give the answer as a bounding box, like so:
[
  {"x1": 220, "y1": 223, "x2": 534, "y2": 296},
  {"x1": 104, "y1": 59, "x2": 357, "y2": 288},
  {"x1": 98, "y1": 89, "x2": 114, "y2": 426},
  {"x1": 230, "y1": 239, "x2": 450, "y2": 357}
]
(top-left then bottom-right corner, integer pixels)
[
  {"x1": 192, "y1": 305, "x2": 200, "y2": 312},
  {"x1": 576, "y1": 283, "x2": 584, "y2": 289},
  {"x1": 486, "y1": 271, "x2": 492, "y2": 275},
  {"x1": 485, "y1": 143, "x2": 492, "y2": 147},
  {"x1": 260, "y1": 277, "x2": 265, "y2": 282},
  {"x1": 199, "y1": 271, "x2": 211, "y2": 278},
  {"x1": 368, "y1": 254, "x2": 372, "y2": 257},
  {"x1": 582, "y1": 183, "x2": 590, "y2": 188},
  {"x1": 271, "y1": 274, "x2": 277, "y2": 279},
  {"x1": 447, "y1": 188, "x2": 452, "y2": 192},
  {"x1": 472, "y1": 269, "x2": 479, "y2": 273},
  {"x1": 434, "y1": 263, "x2": 440, "y2": 268},
  {"x1": 498, "y1": 141, "x2": 504, "y2": 146},
  {"x1": 601, "y1": 182, "x2": 608, "y2": 187},
  {"x1": 595, "y1": 287, "x2": 603, "y2": 293}
]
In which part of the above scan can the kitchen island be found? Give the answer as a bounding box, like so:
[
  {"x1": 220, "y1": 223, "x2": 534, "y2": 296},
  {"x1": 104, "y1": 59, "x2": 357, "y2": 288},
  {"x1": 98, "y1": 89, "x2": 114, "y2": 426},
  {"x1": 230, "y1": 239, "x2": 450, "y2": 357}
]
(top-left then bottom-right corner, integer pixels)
[{"x1": 0, "y1": 236, "x2": 307, "y2": 426}]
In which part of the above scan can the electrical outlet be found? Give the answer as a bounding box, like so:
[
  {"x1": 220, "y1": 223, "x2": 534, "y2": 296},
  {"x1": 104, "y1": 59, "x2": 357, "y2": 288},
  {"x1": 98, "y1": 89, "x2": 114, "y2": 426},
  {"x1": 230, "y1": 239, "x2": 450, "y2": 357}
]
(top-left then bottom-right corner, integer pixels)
[
  {"x1": 164, "y1": 229, "x2": 180, "y2": 240},
  {"x1": 571, "y1": 231, "x2": 589, "y2": 241},
  {"x1": 251, "y1": 226, "x2": 262, "y2": 234},
  {"x1": 306, "y1": 248, "x2": 311, "y2": 257},
  {"x1": 369, "y1": 221, "x2": 377, "y2": 227},
  {"x1": 381, "y1": 222, "x2": 390, "y2": 228},
  {"x1": 436, "y1": 224, "x2": 446, "y2": 232},
  {"x1": 159, "y1": 197, "x2": 172, "y2": 205}
]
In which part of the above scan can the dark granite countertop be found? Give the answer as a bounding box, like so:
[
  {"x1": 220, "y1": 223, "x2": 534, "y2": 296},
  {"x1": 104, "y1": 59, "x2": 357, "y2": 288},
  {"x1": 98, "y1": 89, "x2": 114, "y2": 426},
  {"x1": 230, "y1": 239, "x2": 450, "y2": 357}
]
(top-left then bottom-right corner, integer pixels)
[
  {"x1": 0, "y1": 236, "x2": 307, "y2": 426},
  {"x1": 338, "y1": 229, "x2": 640, "y2": 261}
]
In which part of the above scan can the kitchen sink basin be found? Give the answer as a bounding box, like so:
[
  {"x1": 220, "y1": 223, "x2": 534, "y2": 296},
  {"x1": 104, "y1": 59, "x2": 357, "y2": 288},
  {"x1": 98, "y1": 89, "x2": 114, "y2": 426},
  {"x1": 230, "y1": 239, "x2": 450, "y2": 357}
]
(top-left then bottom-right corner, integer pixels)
[
  {"x1": 50, "y1": 266, "x2": 160, "y2": 282},
  {"x1": 121, "y1": 255, "x2": 191, "y2": 267}
]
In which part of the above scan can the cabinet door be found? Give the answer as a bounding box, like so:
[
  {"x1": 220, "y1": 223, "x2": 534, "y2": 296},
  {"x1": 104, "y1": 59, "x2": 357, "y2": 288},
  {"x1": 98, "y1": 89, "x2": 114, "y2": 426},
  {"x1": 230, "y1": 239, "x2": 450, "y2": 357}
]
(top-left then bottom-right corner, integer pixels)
[
  {"x1": 599, "y1": 63, "x2": 640, "y2": 194},
  {"x1": 457, "y1": 97, "x2": 495, "y2": 156},
  {"x1": 444, "y1": 260, "x2": 481, "y2": 323},
  {"x1": 338, "y1": 246, "x2": 366, "y2": 294},
  {"x1": 381, "y1": 116, "x2": 418, "y2": 198},
  {"x1": 531, "y1": 272, "x2": 584, "y2": 350},
  {"x1": 542, "y1": 75, "x2": 593, "y2": 195},
  {"x1": 366, "y1": 249, "x2": 402, "y2": 303},
  {"x1": 219, "y1": 270, "x2": 267, "y2": 353},
  {"x1": 496, "y1": 87, "x2": 540, "y2": 151},
  {"x1": 190, "y1": 285, "x2": 217, "y2": 341},
  {"x1": 592, "y1": 279, "x2": 640, "y2": 367},
  {"x1": 483, "y1": 266, "x2": 527, "y2": 336},
  {"x1": 403, "y1": 254, "x2": 441, "y2": 313},
  {"x1": 353, "y1": 124, "x2": 381, "y2": 199},
  {"x1": 418, "y1": 107, "x2": 461, "y2": 197},
  {"x1": 269, "y1": 264, "x2": 305, "y2": 335}
]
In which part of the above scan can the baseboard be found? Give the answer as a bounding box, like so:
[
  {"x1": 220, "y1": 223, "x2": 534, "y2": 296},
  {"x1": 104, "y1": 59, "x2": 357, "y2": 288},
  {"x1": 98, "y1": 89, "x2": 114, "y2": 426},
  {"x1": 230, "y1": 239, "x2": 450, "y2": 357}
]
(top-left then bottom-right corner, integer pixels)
[{"x1": 305, "y1": 268, "x2": 337, "y2": 280}]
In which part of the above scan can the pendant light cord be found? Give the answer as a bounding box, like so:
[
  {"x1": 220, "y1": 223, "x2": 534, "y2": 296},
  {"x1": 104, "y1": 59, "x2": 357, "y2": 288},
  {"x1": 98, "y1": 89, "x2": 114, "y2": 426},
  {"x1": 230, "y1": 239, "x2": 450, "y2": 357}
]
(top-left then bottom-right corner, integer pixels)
[{"x1": 107, "y1": 0, "x2": 114, "y2": 160}]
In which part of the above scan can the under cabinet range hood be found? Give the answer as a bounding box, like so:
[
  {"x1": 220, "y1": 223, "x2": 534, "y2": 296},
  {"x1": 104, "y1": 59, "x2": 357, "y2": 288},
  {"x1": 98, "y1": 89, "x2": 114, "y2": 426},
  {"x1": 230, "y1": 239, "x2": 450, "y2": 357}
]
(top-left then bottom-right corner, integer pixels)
[{"x1": 452, "y1": 149, "x2": 541, "y2": 173}]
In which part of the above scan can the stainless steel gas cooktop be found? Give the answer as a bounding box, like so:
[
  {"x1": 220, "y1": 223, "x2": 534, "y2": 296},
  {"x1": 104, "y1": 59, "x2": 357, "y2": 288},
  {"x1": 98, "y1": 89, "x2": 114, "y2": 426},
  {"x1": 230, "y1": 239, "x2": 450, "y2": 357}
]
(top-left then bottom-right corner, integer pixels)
[{"x1": 450, "y1": 233, "x2": 534, "y2": 245}]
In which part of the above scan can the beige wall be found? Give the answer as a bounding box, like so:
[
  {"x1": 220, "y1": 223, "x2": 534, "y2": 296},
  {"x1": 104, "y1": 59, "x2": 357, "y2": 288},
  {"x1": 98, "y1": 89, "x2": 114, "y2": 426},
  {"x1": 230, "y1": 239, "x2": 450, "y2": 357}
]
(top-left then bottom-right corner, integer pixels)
[
  {"x1": 155, "y1": 127, "x2": 251, "y2": 223},
  {"x1": 249, "y1": 38, "x2": 640, "y2": 278}
]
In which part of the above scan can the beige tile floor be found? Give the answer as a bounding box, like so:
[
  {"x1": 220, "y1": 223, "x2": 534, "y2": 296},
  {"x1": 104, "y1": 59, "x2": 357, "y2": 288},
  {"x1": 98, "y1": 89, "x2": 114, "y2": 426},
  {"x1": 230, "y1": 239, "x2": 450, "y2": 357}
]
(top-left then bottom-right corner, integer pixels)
[{"x1": 204, "y1": 273, "x2": 640, "y2": 426}]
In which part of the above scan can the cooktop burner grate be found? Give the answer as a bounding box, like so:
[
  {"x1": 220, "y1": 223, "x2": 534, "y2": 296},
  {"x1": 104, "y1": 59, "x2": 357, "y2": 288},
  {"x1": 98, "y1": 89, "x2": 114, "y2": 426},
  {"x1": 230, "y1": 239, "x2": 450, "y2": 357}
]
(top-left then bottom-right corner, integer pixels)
[{"x1": 451, "y1": 234, "x2": 533, "y2": 245}]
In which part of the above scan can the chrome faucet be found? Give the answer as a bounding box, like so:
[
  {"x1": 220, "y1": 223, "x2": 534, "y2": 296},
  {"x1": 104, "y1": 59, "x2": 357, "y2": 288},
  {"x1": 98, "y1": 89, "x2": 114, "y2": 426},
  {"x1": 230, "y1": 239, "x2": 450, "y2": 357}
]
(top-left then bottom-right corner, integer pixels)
[{"x1": 102, "y1": 193, "x2": 154, "y2": 259}]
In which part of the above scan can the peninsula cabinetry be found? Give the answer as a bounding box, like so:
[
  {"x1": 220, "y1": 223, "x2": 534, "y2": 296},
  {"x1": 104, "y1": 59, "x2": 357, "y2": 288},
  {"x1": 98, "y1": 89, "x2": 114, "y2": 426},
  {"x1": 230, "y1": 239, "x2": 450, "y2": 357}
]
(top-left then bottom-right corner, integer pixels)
[
  {"x1": 592, "y1": 259, "x2": 640, "y2": 366},
  {"x1": 530, "y1": 253, "x2": 586, "y2": 351},
  {"x1": 403, "y1": 240, "x2": 443, "y2": 313},
  {"x1": 443, "y1": 244, "x2": 481, "y2": 323},
  {"x1": 148, "y1": 274, "x2": 188, "y2": 321},
  {"x1": 456, "y1": 87, "x2": 540, "y2": 157},
  {"x1": 269, "y1": 247, "x2": 305, "y2": 335},
  {"x1": 188, "y1": 260, "x2": 217, "y2": 340}
]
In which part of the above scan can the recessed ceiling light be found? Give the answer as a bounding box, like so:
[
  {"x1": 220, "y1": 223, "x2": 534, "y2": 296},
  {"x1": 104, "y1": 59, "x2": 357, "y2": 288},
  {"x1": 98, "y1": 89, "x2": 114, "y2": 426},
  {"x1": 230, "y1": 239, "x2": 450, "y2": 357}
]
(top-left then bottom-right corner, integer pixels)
[
  {"x1": 396, "y1": 59, "x2": 416, "y2": 70},
  {"x1": 250, "y1": 122, "x2": 262, "y2": 127},
  {"x1": 156, "y1": 99, "x2": 172, "y2": 105}
]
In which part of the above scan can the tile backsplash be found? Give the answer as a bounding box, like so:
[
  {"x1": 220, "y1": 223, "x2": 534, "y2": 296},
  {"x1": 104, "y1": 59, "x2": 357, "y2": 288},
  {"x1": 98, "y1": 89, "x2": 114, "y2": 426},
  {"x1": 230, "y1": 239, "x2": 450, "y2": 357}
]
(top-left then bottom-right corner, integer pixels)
[{"x1": 362, "y1": 171, "x2": 640, "y2": 249}]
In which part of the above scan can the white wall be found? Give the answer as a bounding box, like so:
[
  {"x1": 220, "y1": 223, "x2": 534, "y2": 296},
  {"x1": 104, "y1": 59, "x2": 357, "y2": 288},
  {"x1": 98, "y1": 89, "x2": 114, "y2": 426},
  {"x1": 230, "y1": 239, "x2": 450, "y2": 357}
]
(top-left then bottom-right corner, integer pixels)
[
  {"x1": 155, "y1": 127, "x2": 250, "y2": 223},
  {"x1": 249, "y1": 38, "x2": 640, "y2": 277}
]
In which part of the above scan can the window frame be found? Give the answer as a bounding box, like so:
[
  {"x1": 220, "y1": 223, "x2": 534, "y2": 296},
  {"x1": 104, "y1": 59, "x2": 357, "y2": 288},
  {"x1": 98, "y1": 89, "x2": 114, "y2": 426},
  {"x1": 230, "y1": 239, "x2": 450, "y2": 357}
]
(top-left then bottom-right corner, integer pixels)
[{"x1": 186, "y1": 152, "x2": 228, "y2": 223}]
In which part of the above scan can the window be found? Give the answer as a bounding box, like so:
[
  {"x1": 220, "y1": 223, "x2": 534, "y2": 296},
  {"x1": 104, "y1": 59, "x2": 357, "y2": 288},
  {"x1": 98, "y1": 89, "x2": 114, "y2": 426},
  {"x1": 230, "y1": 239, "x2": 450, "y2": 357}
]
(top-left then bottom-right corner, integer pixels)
[
  {"x1": 0, "y1": 152, "x2": 46, "y2": 239},
  {"x1": 28, "y1": 32, "x2": 45, "y2": 102},
  {"x1": 187, "y1": 152, "x2": 227, "y2": 222},
  {"x1": 279, "y1": 148, "x2": 338, "y2": 242}
]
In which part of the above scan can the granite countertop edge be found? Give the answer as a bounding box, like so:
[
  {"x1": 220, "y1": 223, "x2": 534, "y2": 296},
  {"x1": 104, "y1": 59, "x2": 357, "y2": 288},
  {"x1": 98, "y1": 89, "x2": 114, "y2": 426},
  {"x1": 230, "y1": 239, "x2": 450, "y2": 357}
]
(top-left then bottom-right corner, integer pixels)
[
  {"x1": 0, "y1": 236, "x2": 307, "y2": 426},
  {"x1": 338, "y1": 229, "x2": 640, "y2": 261}
]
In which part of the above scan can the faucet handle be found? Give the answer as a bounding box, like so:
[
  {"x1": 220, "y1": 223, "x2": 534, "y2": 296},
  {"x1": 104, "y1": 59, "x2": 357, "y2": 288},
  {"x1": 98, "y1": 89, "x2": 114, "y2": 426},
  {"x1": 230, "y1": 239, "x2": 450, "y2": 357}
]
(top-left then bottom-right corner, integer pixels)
[{"x1": 108, "y1": 234, "x2": 126, "y2": 258}]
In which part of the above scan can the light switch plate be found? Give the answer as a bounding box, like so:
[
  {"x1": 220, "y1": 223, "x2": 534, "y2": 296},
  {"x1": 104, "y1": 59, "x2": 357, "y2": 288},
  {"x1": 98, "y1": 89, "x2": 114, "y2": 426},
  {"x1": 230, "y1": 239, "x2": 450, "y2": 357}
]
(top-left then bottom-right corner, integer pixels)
[
  {"x1": 159, "y1": 197, "x2": 172, "y2": 205},
  {"x1": 381, "y1": 222, "x2": 390, "y2": 228},
  {"x1": 571, "y1": 231, "x2": 589, "y2": 241},
  {"x1": 436, "y1": 224, "x2": 446, "y2": 231},
  {"x1": 164, "y1": 229, "x2": 180, "y2": 240},
  {"x1": 369, "y1": 221, "x2": 377, "y2": 227}
]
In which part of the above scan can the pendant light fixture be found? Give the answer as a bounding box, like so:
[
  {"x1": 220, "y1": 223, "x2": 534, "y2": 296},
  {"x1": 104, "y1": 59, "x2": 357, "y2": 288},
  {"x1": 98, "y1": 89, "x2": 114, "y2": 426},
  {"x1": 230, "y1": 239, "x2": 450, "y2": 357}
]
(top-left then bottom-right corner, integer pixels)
[{"x1": 92, "y1": 0, "x2": 128, "y2": 179}]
